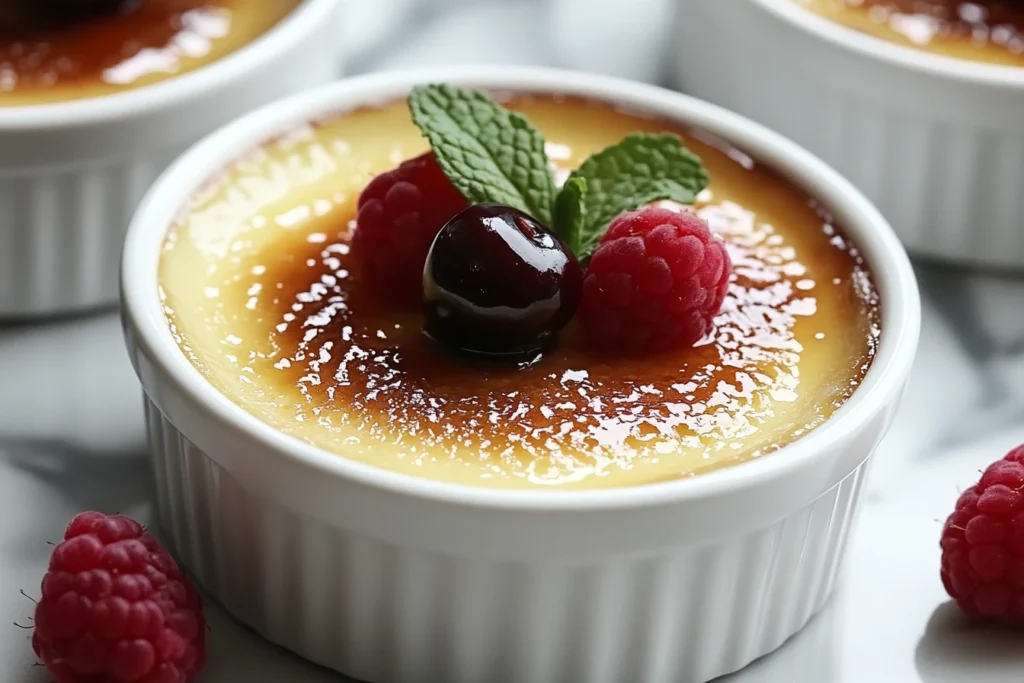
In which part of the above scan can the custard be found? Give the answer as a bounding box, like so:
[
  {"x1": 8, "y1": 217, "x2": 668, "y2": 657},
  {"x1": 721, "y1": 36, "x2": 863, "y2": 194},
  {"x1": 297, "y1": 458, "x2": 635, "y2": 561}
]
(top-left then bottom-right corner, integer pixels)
[
  {"x1": 797, "y1": 0, "x2": 1024, "y2": 66},
  {"x1": 160, "y1": 95, "x2": 881, "y2": 490},
  {"x1": 0, "y1": 0, "x2": 302, "y2": 105}
]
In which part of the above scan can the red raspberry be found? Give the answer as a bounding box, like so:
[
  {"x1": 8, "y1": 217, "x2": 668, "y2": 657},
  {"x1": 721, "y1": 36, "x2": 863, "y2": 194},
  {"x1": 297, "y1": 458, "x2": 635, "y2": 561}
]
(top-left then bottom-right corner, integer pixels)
[
  {"x1": 352, "y1": 152, "x2": 467, "y2": 303},
  {"x1": 32, "y1": 512, "x2": 206, "y2": 683},
  {"x1": 578, "y1": 207, "x2": 731, "y2": 353},
  {"x1": 941, "y1": 444, "x2": 1024, "y2": 623}
]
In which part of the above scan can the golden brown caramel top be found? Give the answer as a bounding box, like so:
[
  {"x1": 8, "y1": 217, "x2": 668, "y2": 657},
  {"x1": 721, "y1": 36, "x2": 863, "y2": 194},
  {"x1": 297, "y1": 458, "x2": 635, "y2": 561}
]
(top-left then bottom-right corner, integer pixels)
[
  {"x1": 798, "y1": 0, "x2": 1024, "y2": 65},
  {"x1": 0, "y1": 0, "x2": 301, "y2": 105},
  {"x1": 161, "y1": 95, "x2": 881, "y2": 489}
]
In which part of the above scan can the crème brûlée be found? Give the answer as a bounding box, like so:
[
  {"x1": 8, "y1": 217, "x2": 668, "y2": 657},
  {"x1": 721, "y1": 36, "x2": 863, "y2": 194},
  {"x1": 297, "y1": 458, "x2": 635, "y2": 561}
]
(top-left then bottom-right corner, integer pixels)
[
  {"x1": 160, "y1": 94, "x2": 882, "y2": 490},
  {"x1": 0, "y1": 0, "x2": 302, "y2": 106},
  {"x1": 796, "y1": 0, "x2": 1024, "y2": 66}
]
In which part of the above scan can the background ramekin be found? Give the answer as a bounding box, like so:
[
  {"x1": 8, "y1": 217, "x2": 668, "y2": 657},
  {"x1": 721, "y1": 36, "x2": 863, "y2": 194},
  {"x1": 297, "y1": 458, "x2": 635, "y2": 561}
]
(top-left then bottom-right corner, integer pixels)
[
  {"x1": 122, "y1": 67, "x2": 920, "y2": 683},
  {"x1": 671, "y1": 0, "x2": 1024, "y2": 269},
  {"x1": 0, "y1": 0, "x2": 344, "y2": 318}
]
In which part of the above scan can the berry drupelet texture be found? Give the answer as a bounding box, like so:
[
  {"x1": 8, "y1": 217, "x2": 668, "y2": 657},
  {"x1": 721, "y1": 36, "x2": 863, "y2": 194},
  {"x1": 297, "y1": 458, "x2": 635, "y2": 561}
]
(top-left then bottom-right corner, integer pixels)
[
  {"x1": 578, "y1": 207, "x2": 731, "y2": 354},
  {"x1": 352, "y1": 152, "x2": 468, "y2": 303},
  {"x1": 32, "y1": 511, "x2": 206, "y2": 683},
  {"x1": 941, "y1": 444, "x2": 1024, "y2": 623}
]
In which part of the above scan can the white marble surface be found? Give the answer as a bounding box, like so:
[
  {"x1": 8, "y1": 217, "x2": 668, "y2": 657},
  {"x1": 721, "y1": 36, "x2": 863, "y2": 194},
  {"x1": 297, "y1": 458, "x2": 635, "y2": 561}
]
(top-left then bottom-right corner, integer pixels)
[{"x1": 5, "y1": 1, "x2": 1024, "y2": 681}]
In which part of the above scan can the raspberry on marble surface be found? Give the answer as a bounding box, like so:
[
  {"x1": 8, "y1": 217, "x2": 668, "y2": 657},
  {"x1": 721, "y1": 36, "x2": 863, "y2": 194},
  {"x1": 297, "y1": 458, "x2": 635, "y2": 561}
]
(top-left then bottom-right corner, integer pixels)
[
  {"x1": 941, "y1": 444, "x2": 1024, "y2": 624},
  {"x1": 32, "y1": 511, "x2": 206, "y2": 683}
]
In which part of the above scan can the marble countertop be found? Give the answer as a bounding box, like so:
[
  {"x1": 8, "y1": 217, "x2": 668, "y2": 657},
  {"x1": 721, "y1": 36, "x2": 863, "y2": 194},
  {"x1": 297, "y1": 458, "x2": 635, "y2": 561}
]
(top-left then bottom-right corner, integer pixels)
[{"x1": 4, "y1": 2, "x2": 1024, "y2": 681}]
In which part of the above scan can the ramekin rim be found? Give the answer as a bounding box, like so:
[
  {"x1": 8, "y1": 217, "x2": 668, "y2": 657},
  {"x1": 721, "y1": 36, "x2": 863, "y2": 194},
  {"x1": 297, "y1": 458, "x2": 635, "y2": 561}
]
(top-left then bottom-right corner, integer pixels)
[
  {"x1": 121, "y1": 65, "x2": 921, "y2": 512},
  {"x1": 0, "y1": 0, "x2": 339, "y2": 131},
  {"x1": 754, "y1": 0, "x2": 1024, "y2": 88}
]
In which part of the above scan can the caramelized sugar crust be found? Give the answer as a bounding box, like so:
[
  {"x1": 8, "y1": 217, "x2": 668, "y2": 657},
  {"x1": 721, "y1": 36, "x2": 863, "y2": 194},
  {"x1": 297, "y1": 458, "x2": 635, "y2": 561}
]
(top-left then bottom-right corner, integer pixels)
[
  {"x1": 160, "y1": 95, "x2": 881, "y2": 489},
  {"x1": 0, "y1": 0, "x2": 300, "y2": 104},
  {"x1": 797, "y1": 0, "x2": 1024, "y2": 65}
]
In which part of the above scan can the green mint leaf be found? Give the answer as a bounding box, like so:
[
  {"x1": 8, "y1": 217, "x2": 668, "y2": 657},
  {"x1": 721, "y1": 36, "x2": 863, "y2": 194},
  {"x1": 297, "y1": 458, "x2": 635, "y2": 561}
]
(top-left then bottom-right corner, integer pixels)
[
  {"x1": 569, "y1": 132, "x2": 710, "y2": 259},
  {"x1": 552, "y1": 177, "x2": 586, "y2": 255},
  {"x1": 408, "y1": 84, "x2": 556, "y2": 225}
]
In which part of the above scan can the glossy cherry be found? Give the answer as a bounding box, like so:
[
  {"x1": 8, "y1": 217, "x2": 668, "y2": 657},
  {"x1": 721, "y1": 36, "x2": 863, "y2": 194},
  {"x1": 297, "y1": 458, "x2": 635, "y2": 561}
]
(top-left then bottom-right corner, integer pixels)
[{"x1": 423, "y1": 203, "x2": 583, "y2": 362}]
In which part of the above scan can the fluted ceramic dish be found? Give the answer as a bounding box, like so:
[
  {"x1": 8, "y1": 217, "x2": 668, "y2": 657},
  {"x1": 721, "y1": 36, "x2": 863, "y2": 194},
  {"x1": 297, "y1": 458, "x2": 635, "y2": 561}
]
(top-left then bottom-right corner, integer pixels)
[
  {"x1": 121, "y1": 66, "x2": 920, "y2": 683},
  {"x1": 0, "y1": 0, "x2": 343, "y2": 317},
  {"x1": 671, "y1": 0, "x2": 1024, "y2": 269}
]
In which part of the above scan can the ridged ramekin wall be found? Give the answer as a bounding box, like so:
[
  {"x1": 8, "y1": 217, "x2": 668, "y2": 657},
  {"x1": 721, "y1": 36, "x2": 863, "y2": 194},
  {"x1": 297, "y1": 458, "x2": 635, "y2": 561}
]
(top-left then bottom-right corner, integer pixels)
[
  {"x1": 144, "y1": 395, "x2": 872, "y2": 683},
  {"x1": 671, "y1": 0, "x2": 1024, "y2": 269},
  {"x1": 0, "y1": 0, "x2": 344, "y2": 317}
]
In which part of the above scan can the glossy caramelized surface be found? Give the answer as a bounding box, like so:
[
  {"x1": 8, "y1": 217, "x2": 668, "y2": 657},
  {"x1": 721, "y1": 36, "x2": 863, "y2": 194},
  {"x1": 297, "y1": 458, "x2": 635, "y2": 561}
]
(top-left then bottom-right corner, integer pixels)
[
  {"x1": 797, "y1": 0, "x2": 1024, "y2": 66},
  {"x1": 0, "y1": 0, "x2": 301, "y2": 105},
  {"x1": 160, "y1": 95, "x2": 881, "y2": 489}
]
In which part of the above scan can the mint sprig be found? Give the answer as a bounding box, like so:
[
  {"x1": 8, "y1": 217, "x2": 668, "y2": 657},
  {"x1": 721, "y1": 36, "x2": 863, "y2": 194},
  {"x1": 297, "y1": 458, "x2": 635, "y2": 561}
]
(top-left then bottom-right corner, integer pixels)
[{"x1": 408, "y1": 84, "x2": 710, "y2": 260}]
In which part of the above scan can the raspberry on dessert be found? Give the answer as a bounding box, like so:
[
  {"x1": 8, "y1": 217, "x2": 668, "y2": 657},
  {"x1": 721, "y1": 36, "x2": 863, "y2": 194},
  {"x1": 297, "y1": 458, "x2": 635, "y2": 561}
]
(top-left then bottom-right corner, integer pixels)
[
  {"x1": 578, "y1": 206, "x2": 731, "y2": 354},
  {"x1": 32, "y1": 511, "x2": 206, "y2": 683},
  {"x1": 352, "y1": 151, "x2": 468, "y2": 303},
  {"x1": 941, "y1": 444, "x2": 1024, "y2": 624}
]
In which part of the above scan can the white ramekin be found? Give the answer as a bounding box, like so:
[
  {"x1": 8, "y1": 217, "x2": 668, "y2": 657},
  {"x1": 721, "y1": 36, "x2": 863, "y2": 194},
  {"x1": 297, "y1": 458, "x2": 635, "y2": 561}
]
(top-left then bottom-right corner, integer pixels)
[
  {"x1": 671, "y1": 0, "x2": 1024, "y2": 269},
  {"x1": 0, "y1": 0, "x2": 343, "y2": 318},
  {"x1": 121, "y1": 67, "x2": 920, "y2": 683}
]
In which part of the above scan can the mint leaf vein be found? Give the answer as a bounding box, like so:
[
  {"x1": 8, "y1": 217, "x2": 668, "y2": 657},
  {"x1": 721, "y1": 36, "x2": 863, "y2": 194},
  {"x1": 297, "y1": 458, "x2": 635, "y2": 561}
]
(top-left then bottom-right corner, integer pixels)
[
  {"x1": 409, "y1": 84, "x2": 556, "y2": 225},
  {"x1": 568, "y1": 133, "x2": 710, "y2": 258}
]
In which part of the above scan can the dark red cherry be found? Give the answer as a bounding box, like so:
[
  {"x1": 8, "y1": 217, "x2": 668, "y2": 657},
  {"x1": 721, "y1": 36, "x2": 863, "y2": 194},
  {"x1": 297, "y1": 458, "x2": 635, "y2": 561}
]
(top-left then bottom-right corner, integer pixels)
[{"x1": 423, "y1": 203, "x2": 583, "y2": 362}]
